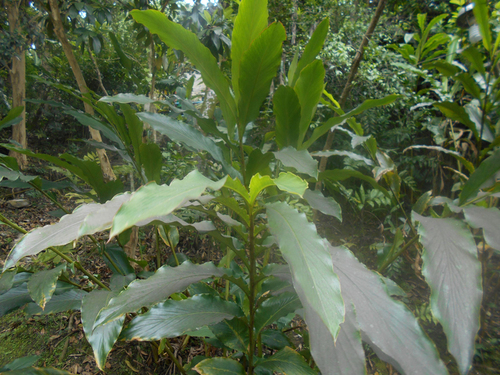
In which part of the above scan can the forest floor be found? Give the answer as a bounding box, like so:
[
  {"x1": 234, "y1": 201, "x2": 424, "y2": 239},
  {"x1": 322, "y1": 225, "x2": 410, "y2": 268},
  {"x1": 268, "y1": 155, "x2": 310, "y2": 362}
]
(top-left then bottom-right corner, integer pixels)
[{"x1": 0, "y1": 161, "x2": 499, "y2": 374}]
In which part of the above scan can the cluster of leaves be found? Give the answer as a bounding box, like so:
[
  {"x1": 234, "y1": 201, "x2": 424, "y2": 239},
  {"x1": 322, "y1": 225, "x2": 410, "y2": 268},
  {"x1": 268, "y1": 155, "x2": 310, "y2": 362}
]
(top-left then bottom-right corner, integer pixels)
[{"x1": 1, "y1": 1, "x2": 499, "y2": 375}]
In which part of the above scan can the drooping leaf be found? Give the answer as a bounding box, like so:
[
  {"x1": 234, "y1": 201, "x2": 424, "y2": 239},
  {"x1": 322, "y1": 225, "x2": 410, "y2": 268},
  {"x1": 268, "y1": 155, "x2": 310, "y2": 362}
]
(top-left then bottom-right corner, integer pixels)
[
  {"x1": 255, "y1": 347, "x2": 317, "y2": 375},
  {"x1": 195, "y1": 357, "x2": 246, "y2": 375},
  {"x1": 294, "y1": 60, "x2": 325, "y2": 144},
  {"x1": 331, "y1": 245, "x2": 448, "y2": 374},
  {"x1": 433, "y1": 101, "x2": 478, "y2": 141},
  {"x1": 110, "y1": 171, "x2": 226, "y2": 237},
  {"x1": 303, "y1": 95, "x2": 400, "y2": 149},
  {"x1": 27, "y1": 264, "x2": 66, "y2": 309},
  {"x1": 0, "y1": 355, "x2": 40, "y2": 371},
  {"x1": 273, "y1": 172, "x2": 308, "y2": 197},
  {"x1": 413, "y1": 212, "x2": 482, "y2": 374},
  {"x1": 274, "y1": 147, "x2": 318, "y2": 179},
  {"x1": 103, "y1": 245, "x2": 135, "y2": 275},
  {"x1": 320, "y1": 169, "x2": 391, "y2": 198},
  {"x1": 405, "y1": 145, "x2": 474, "y2": 173},
  {"x1": 4, "y1": 203, "x2": 99, "y2": 270},
  {"x1": 209, "y1": 317, "x2": 249, "y2": 352},
  {"x1": 273, "y1": 86, "x2": 301, "y2": 149},
  {"x1": 459, "y1": 149, "x2": 500, "y2": 205},
  {"x1": 231, "y1": 0, "x2": 268, "y2": 105},
  {"x1": 0, "y1": 270, "x2": 16, "y2": 295},
  {"x1": 463, "y1": 206, "x2": 500, "y2": 252},
  {"x1": 25, "y1": 289, "x2": 87, "y2": 315},
  {"x1": 63, "y1": 109, "x2": 123, "y2": 146},
  {"x1": 131, "y1": 10, "x2": 237, "y2": 135},
  {"x1": 254, "y1": 292, "x2": 301, "y2": 333},
  {"x1": 100, "y1": 93, "x2": 156, "y2": 105},
  {"x1": 81, "y1": 290, "x2": 124, "y2": 370},
  {"x1": 266, "y1": 202, "x2": 344, "y2": 342},
  {"x1": 95, "y1": 262, "x2": 226, "y2": 327},
  {"x1": 0, "y1": 106, "x2": 23, "y2": 131},
  {"x1": 311, "y1": 150, "x2": 373, "y2": 166},
  {"x1": 261, "y1": 329, "x2": 291, "y2": 350},
  {"x1": 238, "y1": 22, "x2": 286, "y2": 130},
  {"x1": 303, "y1": 189, "x2": 342, "y2": 221},
  {"x1": 122, "y1": 294, "x2": 243, "y2": 341},
  {"x1": 289, "y1": 18, "x2": 329, "y2": 86}
]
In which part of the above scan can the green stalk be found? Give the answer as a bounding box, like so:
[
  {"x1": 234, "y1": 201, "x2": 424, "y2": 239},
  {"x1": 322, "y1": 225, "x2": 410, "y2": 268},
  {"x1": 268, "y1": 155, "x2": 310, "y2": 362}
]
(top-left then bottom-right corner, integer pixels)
[
  {"x1": 155, "y1": 226, "x2": 162, "y2": 269},
  {"x1": 247, "y1": 205, "x2": 257, "y2": 375},
  {"x1": 164, "y1": 339, "x2": 187, "y2": 374},
  {"x1": 378, "y1": 235, "x2": 418, "y2": 274}
]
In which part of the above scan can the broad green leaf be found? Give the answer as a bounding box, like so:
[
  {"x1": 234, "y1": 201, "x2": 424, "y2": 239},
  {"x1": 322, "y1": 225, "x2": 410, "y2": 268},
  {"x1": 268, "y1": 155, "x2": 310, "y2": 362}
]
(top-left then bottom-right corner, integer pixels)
[
  {"x1": 0, "y1": 106, "x2": 23, "y2": 131},
  {"x1": 459, "y1": 149, "x2": 500, "y2": 205},
  {"x1": 294, "y1": 60, "x2": 325, "y2": 144},
  {"x1": 0, "y1": 368, "x2": 72, "y2": 374},
  {"x1": 303, "y1": 189, "x2": 342, "y2": 221},
  {"x1": 0, "y1": 270, "x2": 16, "y2": 295},
  {"x1": 290, "y1": 18, "x2": 329, "y2": 86},
  {"x1": 311, "y1": 150, "x2": 373, "y2": 166},
  {"x1": 434, "y1": 102, "x2": 479, "y2": 141},
  {"x1": 231, "y1": 0, "x2": 268, "y2": 104},
  {"x1": 266, "y1": 202, "x2": 344, "y2": 341},
  {"x1": 303, "y1": 95, "x2": 400, "y2": 149},
  {"x1": 139, "y1": 143, "x2": 162, "y2": 183},
  {"x1": 195, "y1": 358, "x2": 246, "y2": 375},
  {"x1": 122, "y1": 295, "x2": 243, "y2": 341},
  {"x1": 238, "y1": 22, "x2": 286, "y2": 131},
  {"x1": 78, "y1": 193, "x2": 131, "y2": 238},
  {"x1": 0, "y1": 283, "x2": 32, "y2": 317},
  {"x1": 0, "y1": 355, "x2": 40, "y2": 371},
  {"x1": 4, "y1": 203, "x2": 99, "y2": 270},
  {"x1": 25, "y1": 289, "x2": 87, "y2": 315},
  {"x1": 249, "y1": 174, "x2": 275, "y2": 205},
  {"x1": 224, "y1": 176, "x2": 250, "y2": 203},
  {"x1": 456, "y1": 73, "x2": 482, "y2": 99},
  {"x1": 245, "y1": 149, "x2": 273, "y2": 186},
  {"x1": 131, "y1": 10, "x2": 237, "y2": 134},
  {"x1": 406, "y1": 145, "x2": 475, "y2": 173},
  {"x1": 319, "y1": 169, "x2": 390, "y2": 198},
  {"x1": 64, "y1": 109, "x2": 123, "y2": 146},
  {"x1": 414, "y1": 213, "x2": 482, "y2": 374},
  {"x1": 273, "y1": 86, "x2": 301, "y2": 149},
  {"x1": 81, "y1": 290, "x2": 124, "y2": 370},
  {"x1": 103, "y1": 245, "x2": 135, "y2": 275},
  {"x1": 120, "y1": 104, "x2": 143, "y2": 164},
  {"x1": 254, "y1": 292, "x2": 301, "y2": 333},
  {"x1": 473, "y1": 0, "x2": 491, "y2": 51},
  {"x1": 110, "y1": 171, "x2": 226, "y2": 237},
  {"x1": 465, "y1": 103, "x2": 494, "y2": 143},
  {"x1": 464, "y1": 206, "x2": 500, "y2": 253},
  {"x1": 261, "y1": 330, "x2": 291, "y2": 350},
  {"x1": 273, "y1": 172, "x2": 307, "y2": 197},
  {"x1": 27, "y1": 264, "x2": 66, "y2": 309},
  {"x1": 255, "y1": 347, "x2": 317, "y2": 375},
  {"x1": 461, "y1": 47, "x2": 485, "y2": 75},
  {"x1": 209, "y1": 317, "x2": 249, "y2": 352},
  {"x1": 109, "y1": 32, "x2": 132, "y2": 71},
  {"x1": 331, "y1": 245, "x2": 447, "y2": 374},
  {"x1": 95, "y1": 262, "x2": 226, "y2": 327},
  {"x1": 274, "y1": 147, "x2": 318, "y2": 179}
]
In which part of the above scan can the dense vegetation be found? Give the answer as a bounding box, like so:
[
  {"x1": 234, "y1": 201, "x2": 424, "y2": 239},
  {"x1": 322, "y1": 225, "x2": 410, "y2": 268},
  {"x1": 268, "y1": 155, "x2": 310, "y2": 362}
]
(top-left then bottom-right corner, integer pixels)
[{"x1": 1, "y1": 0, "x2": 499, "y2": 374}]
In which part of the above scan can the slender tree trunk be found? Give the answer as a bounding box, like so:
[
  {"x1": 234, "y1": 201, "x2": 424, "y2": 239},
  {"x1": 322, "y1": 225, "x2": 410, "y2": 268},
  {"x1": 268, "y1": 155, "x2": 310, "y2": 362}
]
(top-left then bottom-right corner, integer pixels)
[
  {"x1": 48, "y1": 0, "x2": 116, "y2": 181},
  {"x1": 317, "y1": 0, "x2": 387, "y2": 180},
  {"x1": 87, "y1": 45, "x2": 108, "y2": 96},
  {"x1": 146, "y1": 38, "x2": 158, "y2": 143},
  {"x1": 7, "y1": 0, "x2": 28, "y2": 169}
]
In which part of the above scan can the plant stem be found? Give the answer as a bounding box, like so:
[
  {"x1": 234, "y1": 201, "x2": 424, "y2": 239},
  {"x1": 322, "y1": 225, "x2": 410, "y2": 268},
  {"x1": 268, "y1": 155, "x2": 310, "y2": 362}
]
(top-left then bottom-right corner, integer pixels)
[
  {"x1": 155, "y1": 226, "x2": 161, "y2": 269},
  {"x1": 164, "y1": 339, "x2": 187, "y2": 374},
  {"x1": 247, "y1": 205, "x2": 256, "y2": 375},
  {"x1": 240, "y1": 141, "x2": 246, "y2": 185},
  {"x1": 378, "y1": 235, "x2": 418, "y2": 273}
]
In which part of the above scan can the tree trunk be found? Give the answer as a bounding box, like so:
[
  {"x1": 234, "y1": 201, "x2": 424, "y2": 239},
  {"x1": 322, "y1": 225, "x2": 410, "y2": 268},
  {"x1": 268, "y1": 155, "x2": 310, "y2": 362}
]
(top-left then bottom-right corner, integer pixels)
[
  {"x1": 48, "y1": 0, "x2": 116, "y2": 181},
  {"x1": 317, "y1": 0, "x2": 387, "y2": 179},
  {"x1": 7, "y1": 0, "x2": 28, "y2": 169}
]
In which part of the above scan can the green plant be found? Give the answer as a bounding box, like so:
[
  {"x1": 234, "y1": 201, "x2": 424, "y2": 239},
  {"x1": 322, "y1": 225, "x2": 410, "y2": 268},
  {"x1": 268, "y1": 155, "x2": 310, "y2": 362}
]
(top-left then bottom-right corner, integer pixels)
[{"x1": 1, "y1": 1, "x2": 498, "y2": 375}]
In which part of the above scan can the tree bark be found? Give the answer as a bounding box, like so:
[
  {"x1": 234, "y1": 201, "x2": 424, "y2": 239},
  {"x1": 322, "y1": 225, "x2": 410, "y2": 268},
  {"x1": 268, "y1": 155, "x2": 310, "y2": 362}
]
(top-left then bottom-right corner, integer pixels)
[
  {"x1": 317, "y1": 0, "x2": 387, "y2": 179},
  {"x1": 7, "y1": 0, "x2": 28, "y2": 169},
  {"x1": 48, "y1": 0, "x2": 116, "y2": 181}
]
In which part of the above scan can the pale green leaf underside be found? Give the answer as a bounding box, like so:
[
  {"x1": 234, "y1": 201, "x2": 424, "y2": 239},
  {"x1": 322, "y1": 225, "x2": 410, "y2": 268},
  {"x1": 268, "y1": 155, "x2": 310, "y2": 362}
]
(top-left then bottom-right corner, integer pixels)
[
  {"x1": 27, "y1": 263, "x2": 66, "y2": 310},
  {"x1": 274, "y1": 147, "x2": 318, "y2": 179}
]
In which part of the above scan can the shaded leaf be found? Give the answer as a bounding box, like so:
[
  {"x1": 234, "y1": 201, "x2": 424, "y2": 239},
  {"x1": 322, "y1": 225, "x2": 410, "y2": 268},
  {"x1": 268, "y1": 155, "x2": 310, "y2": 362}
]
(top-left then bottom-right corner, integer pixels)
[
  {"x1": 303, "y1": 189, "x2": 342, "y2": 221},
  {"x1": 95, "y1": 262, "x2": 226, "y2": 327},
  {"x1": 273, "y1": 86, "x2": 301, "y2": 149},
  {"x1": 311, "y1": 150, "x2": 373, "y2": 166},
  {"x1": 463, "y1": 206, "x2": 500, "y2": 252},
  {"x1": 195, "y1": 358, "x2": 246, "y2": 375},
  {"x1": 0, "y1": 270, "x2": 16, "y2": 295},
  {"x1": 254, "y1": 292, "x2": 301, "y2": 333},
  {"x1": 433, "y1": 101, "x2": 478, "y2": 141},
  {"x1": 266, "y1": 202, "x2": 344, "y2": 341},
  {"x1": 27, "y1": 264, "x2": 66, "y2": 309},
  {"x1": 82, "y1": 290, "x2": 124, "y2": 370},
  {"x1": 413, "y1": 212, "x2": 482, "y2": 374},
  {"x1": 261, "y1": 330, "x2": 291, "y2": 350},
  {"x1": 122, "y1": 294, "x2": 243, "y2": 341},
  {"x1": 0, "y1": 355, "x2": 40, "y2": 371},
  {"x1": 0, "y1": 283, "x2": 32, "y2": 317},
  {"x1": 320, "y1": 169, "x2": 390, "y2": 198},
  {"x1": 140, "y1": 143, "x2": 162, "y2": 183},
  {"x1": 255, "y1": 347, "x2": 318, "y2": 375},
  {"x1": 459, "y1": 149, "x2": 500, "y2": 205},
  {"x1": 25, "y1": 289, "x2": 87, "y2": 315},
  {"x1": 209, "y1": 317, "x2": 249, "y2": 352}
]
